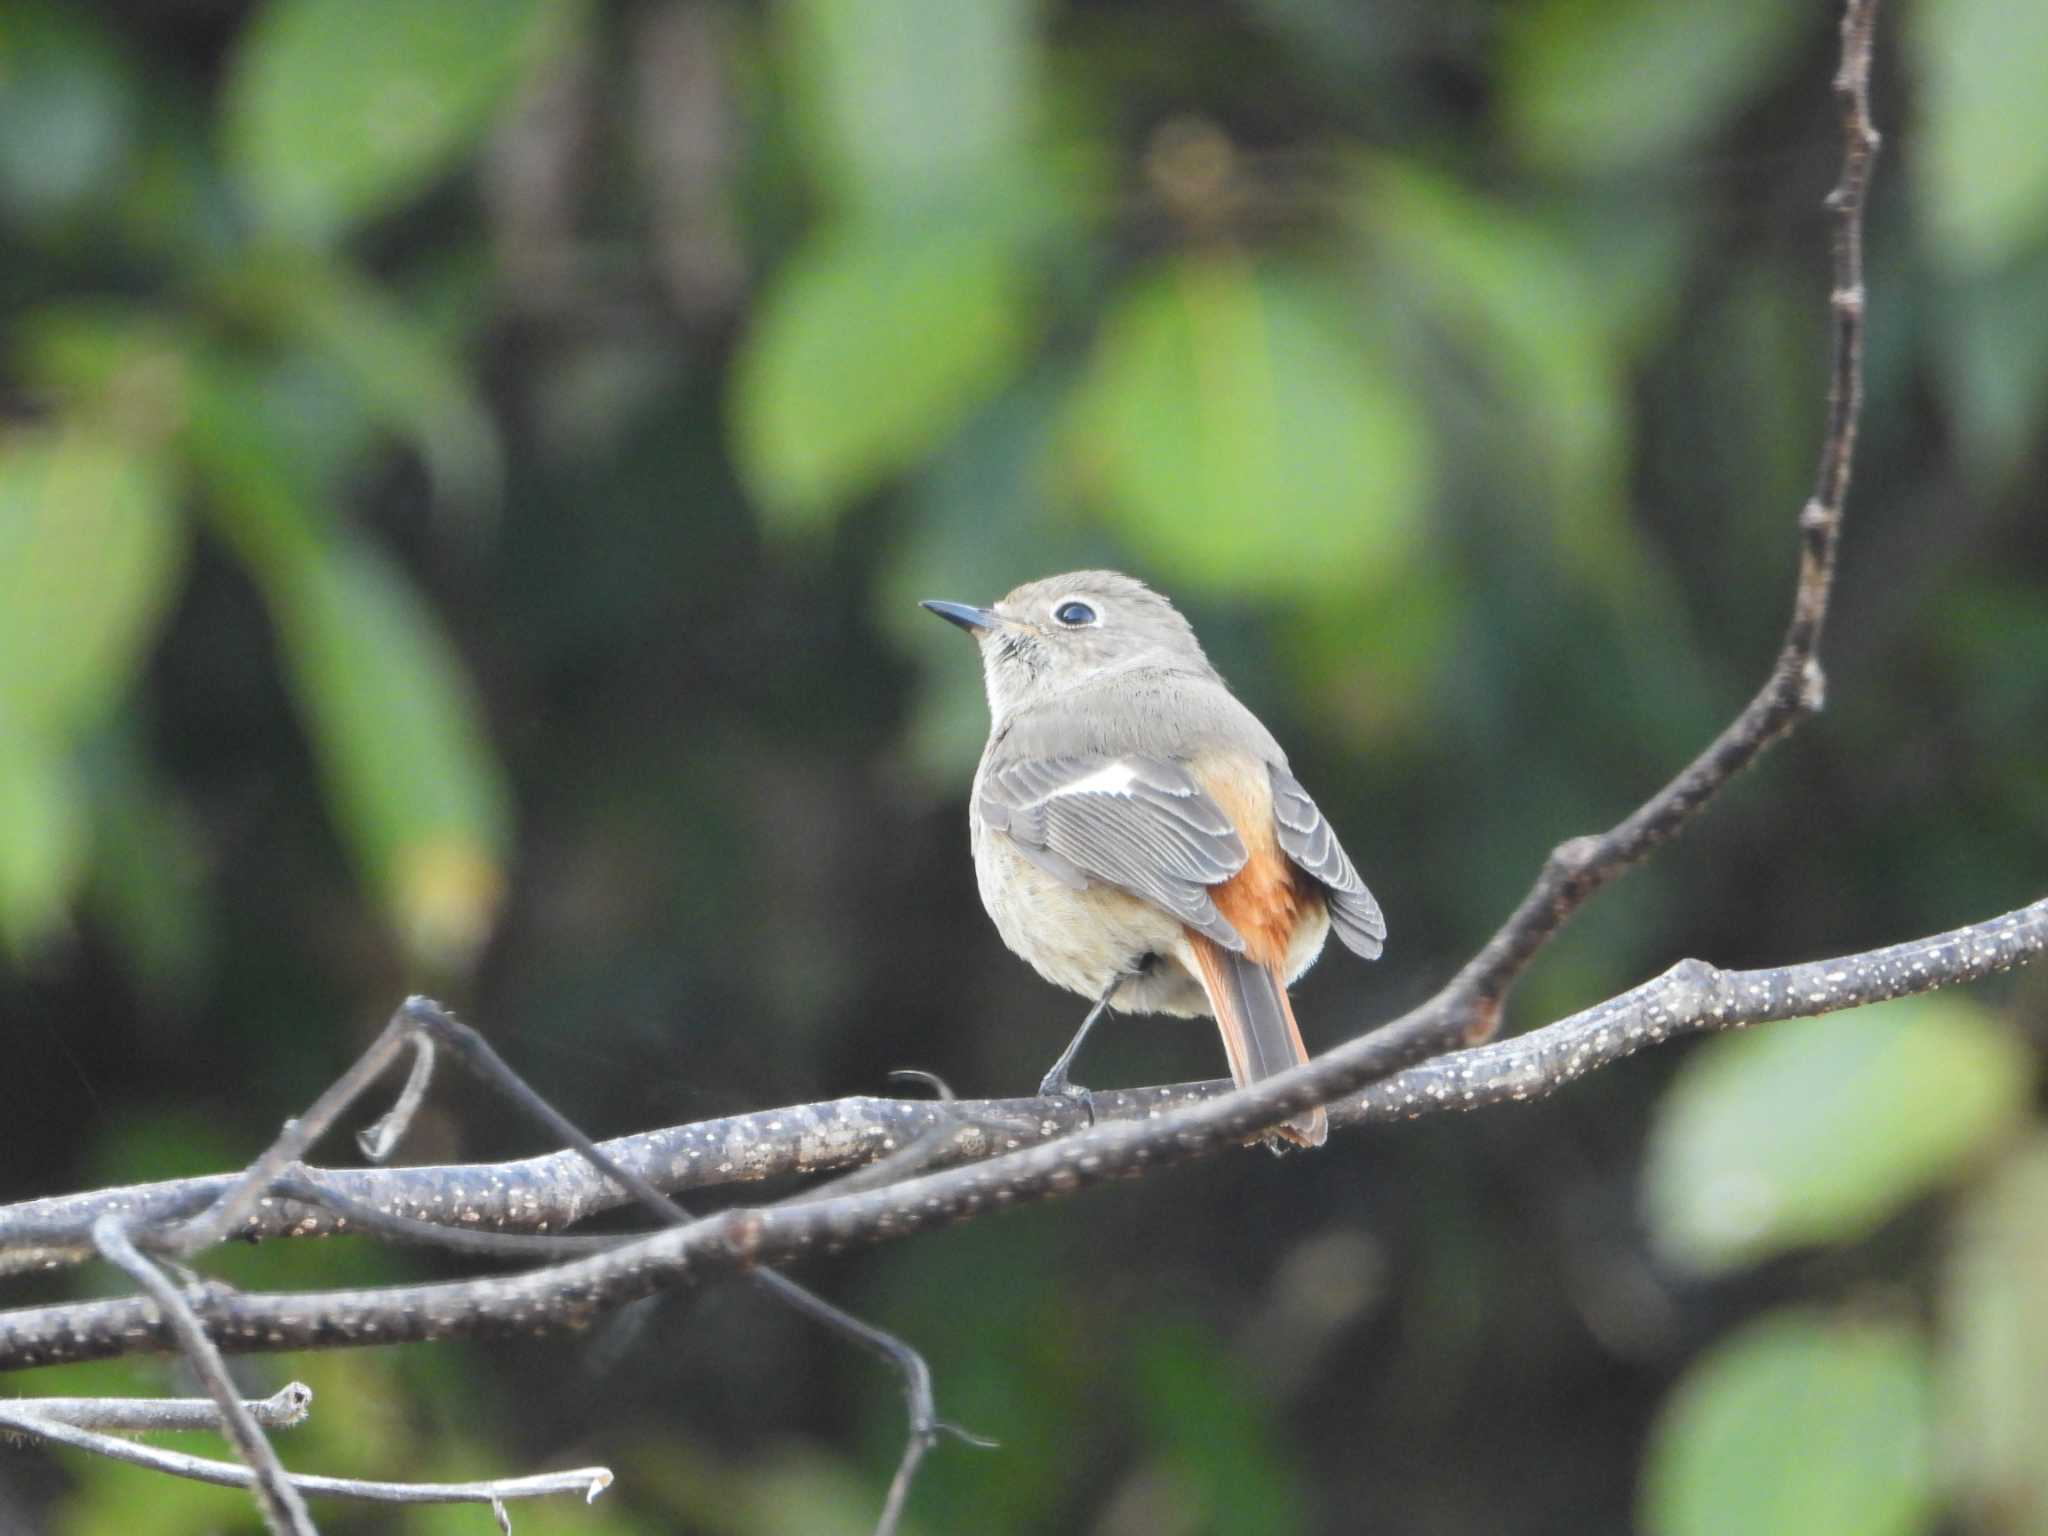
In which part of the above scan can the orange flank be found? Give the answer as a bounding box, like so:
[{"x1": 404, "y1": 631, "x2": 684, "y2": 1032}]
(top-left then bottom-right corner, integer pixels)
[{"x1": 1179, "y1": 756, "x2": 1329, "y2": 1147}]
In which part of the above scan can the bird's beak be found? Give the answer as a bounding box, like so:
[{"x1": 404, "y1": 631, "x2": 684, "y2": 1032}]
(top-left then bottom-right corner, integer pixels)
[{"x1": 920, "y1": 599, "x2": 1002, "y2": 634}]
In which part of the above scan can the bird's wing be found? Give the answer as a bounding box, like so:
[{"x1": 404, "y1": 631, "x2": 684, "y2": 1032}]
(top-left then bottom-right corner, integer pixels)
[
  {"x1": 1268, "y1": 766, "x2": 1386, "y2": 960},
  {"x1": 978, "y1": 754, "x2": 1249, "y2": 950}
]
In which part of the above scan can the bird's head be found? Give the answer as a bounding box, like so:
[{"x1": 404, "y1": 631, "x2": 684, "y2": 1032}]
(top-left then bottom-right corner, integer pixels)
[{"x1": 922, "y1": 570, "x2": 1212, "y2": 718}]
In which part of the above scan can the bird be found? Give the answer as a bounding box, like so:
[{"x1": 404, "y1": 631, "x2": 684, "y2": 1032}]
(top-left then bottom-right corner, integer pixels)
[{"x1": 923, "y1": 571, "x2": 1385, "y2": 1149}]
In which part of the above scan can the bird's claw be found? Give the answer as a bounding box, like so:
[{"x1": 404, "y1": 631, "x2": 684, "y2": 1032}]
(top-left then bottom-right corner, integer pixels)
[{"x1": 1036, "y1": 1073, "x2": 1096, "y2": 1125}]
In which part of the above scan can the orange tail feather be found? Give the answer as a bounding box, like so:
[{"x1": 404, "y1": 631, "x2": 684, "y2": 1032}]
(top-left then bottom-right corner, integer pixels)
[{"x1": 1188, "y1": 933, "x2": 1328, "y2": 1149}]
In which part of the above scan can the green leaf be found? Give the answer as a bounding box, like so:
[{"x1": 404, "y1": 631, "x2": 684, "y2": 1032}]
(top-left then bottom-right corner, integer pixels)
[
  {"x1": 783, "y1": 0, "x2": 1039, "y2": 213},
  {"x1": 0, "y1": 4, "x2": 137, "y2": 226},
  {"x1": 180, "y1": 353, "x2": 343, "y2": 575},
  {"x1": 1941, "y1": 1134, "x2": 2048, "y2": 1530},
  {"x1": 13, "y1": 304, "x2": 197, "y2": 402},
  {"x1": 1501, "y1": 0, "x2": 1808, "y2": 173},
  {"x1": 267, "y1": 538, "x2": 512, "y2": 970},
  {"x1": 732, "y1": 215, "x2": 1038, "y2": 529},
  {"x1": 1351, "y1": 157, "x2": 1640, "y2": 593},
  {"x1": 1641, "y1": 1311, "x2": 1936, "y2": 1536},
  {"x1": 1642, "y1": 997, "x2": 2032, "y2": 1275},
  {"x1": 1928, "y1": 249, "x2": 2048, "y2": 491},
  {"x1": 1066, "y1": 255, "x2": 1429, "y2": 596},
  {"x1": 0, "y1": 428, "x2": 185, "y2": 739},
  {"x1": 223, "y1": 0, "x2": 579, "y2": 241},
  {"x1": 1910, "y1": 0, "x2": 2048, "y2": 270},
  {"x1": 223, "y1": 248, "x2": 503, "y2": 512},
  {"x1": 181, "y1": 352, "x2": 508, "y2": 965},
  {"x1": 0, "y1": 728, "x2": 88, "y2": 959}
]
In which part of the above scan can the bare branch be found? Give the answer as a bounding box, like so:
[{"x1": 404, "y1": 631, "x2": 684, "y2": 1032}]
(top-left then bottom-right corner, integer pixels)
[
  {"x1": 5, "y1": 898, "x2": 2037, "y2": 1378},
  {"x1": 157, "y1": 1011, "x2": 422, "y2": 1257},
  {"x1": 0, "y1": 1404, "x2": 609, "y2": 1512},
  {"x1": 1345, "y1": 895, "x2": 2044, "y2": 1122},
  {"x1": 356, "y1": 1033, "x2": 437, "y2": 1163},
  {"x1": 3, "y1": 1383, "x2": 311, "y2": 1435},
  {"x1": 259, "y1": 1173, "x2": 628, "y2": 1259},
  {"x1": 384, "y1": 1001, "x2": 971, "y2": 1536},
  {"x1": 0, "y1": 1096, "x2": 998, "y2": 1274},
  {"x1": 92, "y1": 1217, "x2": 315, "y2": 1536},
  {"x1": 7, "y1": 899, "x2": 2040, "y2": 1292}
]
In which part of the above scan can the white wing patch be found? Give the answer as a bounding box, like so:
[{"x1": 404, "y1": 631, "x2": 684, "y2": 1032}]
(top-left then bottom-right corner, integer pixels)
[{"x1": 1046, "y1": 761, "x2": 1143, "y2": 798}]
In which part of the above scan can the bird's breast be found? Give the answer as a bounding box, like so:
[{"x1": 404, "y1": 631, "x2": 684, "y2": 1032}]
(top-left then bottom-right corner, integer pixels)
[{"x1": 970, "y1": 811, "x2": 1204, "y2": 1011}]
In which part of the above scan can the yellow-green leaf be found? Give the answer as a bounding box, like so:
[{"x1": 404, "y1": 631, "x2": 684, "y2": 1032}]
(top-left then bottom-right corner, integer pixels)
[
  {"x1": 732, "y1": 216, "x2": 1037, "y2": 529},
  {"x1": 1643, "y1": 997, "x2": 2031, "y2": 1275},
  {"x1": 267, "y1": 539, "x2": 512, "y2": 969},
  {"x1": 224, "y1": 248, "x2": 503, "y2": 512},
  {"x1": 0, "y1": 5, "x2": 137, "y2": 225},
  {"x1": 1941, "y1": 1133, "x2": 2048, "y2": 1529},
  {"x1": 1910, "y1": 0, "x2": 2048, "y2": 270},
  {"x1": 1502, "y1": 0, "x2": 1808, "y2": 173},
  {"x1": 1642, "y1": 1311, "x2": 1936, "y2": 1536},
  {"x1": 783, "y1": 0, "x2": 1039, "y2": 214},
  {"x1": 1351, "y1": 156, "x2": 1640, "y2": 594},
  {"x1": 223, "y1": 0, "x2": 579, "y2": 241},
  {"x1": 0, "y1": 428, "x2": 185, "y2": 738},
  {"x1": 1067, "y1": 256, "x2": 1429, "y2": 597},
  {"x1": 0, "y1": 730, "x2": 87, "y2": 959}
]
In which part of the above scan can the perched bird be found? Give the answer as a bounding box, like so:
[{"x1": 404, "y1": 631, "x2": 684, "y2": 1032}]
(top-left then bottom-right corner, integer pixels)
[{"x1": 924, "y1": 571, "x2": 1385, "y2": 1148}]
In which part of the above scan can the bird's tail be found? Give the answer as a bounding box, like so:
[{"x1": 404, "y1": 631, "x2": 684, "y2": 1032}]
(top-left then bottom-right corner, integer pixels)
[{"x1": 1188, "y1": 935, "x2": 1328, "y2": 1149}]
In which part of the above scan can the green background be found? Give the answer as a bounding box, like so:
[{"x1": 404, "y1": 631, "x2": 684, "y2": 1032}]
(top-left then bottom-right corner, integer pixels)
[{"x1": 1, "y1": 1, "x2": 2044, "y2": 1531}]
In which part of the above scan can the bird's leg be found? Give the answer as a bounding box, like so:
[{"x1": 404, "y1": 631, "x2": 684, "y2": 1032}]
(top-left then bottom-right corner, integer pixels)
[{"x1": 1038, "y1": 972, "x2": 1130, "y2": 1103}]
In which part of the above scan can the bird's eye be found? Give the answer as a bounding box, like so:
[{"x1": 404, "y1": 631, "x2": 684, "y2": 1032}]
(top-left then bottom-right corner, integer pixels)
[{"x1": 1052, "y1": 600, "x2": 1097, "y2": 627}]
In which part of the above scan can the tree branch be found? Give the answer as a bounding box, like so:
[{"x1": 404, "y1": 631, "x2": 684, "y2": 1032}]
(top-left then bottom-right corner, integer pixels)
[
  {"x1": 8, "y1": 899, "x2": 2042, "y2": 1286},
  {"x1": 0, "y1": 1404, "x2": 610, "y2": 1516},
  {"x1": 92, "y1": 1216, "x2": 315, "y2": 1536},
  {"x1": 2, "y1": 1383, "x2": 311, "y2": 1435},
  {"x1": 4, "y1": 897, "x2": 2038, "y2": 1375}
]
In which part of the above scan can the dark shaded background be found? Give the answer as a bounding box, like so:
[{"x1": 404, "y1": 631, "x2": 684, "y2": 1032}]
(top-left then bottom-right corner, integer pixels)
[{"x1": 2, "y1": 1, "x2": 2045, "y2": 1532}]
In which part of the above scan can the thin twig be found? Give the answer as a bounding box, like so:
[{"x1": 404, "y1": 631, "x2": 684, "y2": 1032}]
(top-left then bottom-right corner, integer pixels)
[
  {"x1": 55, "y1": 992, "x2": 968, "y2": 1532},
  {"x1": 0, "y1": 1404, "x2": 609, "y2": 1509},
  {"x1": 356, "y1": 1033, "x2": 437, "y2": 1162},
  {"x1": 387, "y1": 999, "x2": 977, "y2": 1536},
  {"x1": 7, "y1": 1383, "x2": 311, "y2": 1434},
  {"x1": 92, "y1": 1217, "x2": 315, "y2": 1536},
  {"x1": 1, "y1": 1008, "x2": 976, "y2": 1532},
  {"x1": 159, "y1": 1012, "x2": 421, "y2": 1256}
]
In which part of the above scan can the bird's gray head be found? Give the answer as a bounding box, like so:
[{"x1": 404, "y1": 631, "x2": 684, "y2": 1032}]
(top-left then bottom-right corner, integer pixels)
[{"x1": 922, "y1": 570, "x2": 1214, "y2": 718}]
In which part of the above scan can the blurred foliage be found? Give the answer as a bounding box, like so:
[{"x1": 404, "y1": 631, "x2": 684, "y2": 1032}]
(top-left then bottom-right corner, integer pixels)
[
  {"x1": 0, "y1": 0, "x2": 2043, "y2": 1533},
  {"x1": 1643, "y1": 996, "x2": 2032, "y2": 1275},
  {"x1": 1942, "y1": 1134, "x2": 2048, "y2": 1531},
  {"x1": 1640, "y1": 1310, "x2": 1936, "y2": 1536}
]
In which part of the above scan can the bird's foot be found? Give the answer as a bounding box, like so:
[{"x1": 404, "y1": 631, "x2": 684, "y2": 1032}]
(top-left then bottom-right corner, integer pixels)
[{"x1": 1035, "y1": 1069, "x2": 1096, "y2": 1126}]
